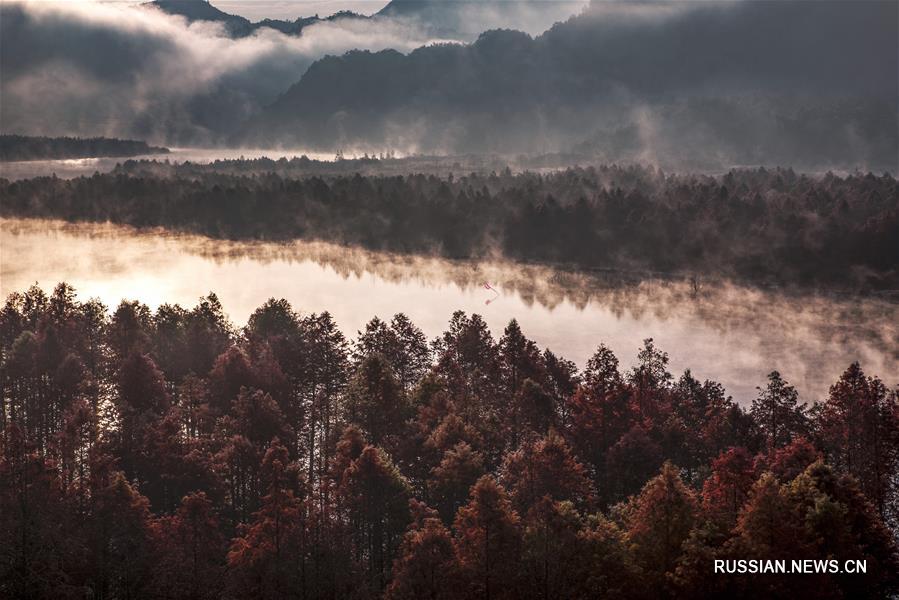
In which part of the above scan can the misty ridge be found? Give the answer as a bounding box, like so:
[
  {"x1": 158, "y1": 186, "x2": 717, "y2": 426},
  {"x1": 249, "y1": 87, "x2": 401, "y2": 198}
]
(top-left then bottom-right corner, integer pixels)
[
  {"x1": 1, "y1": 0, "x2": 896, "y2": 172},
  {"x1": 2, "y1": 164, "x2": 897, "y2": 291}
]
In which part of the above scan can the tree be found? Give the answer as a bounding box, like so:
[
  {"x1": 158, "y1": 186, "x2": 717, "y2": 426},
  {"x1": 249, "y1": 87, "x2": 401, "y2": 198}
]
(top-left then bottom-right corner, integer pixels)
[
  {"x1": 295, "y1": 312, "x2": 349, "y2": 496},
  {"x1": 428, "y1": 441, "x2": 485, "y2": 524},
  {"x1": 150, "y1": 492, "x2": 226, "y2": 600},
  {"x1": 86, "y1": 470, "x2": 155, "y2": 599},
  {"x1": 626, "y1": 462, "x2": 697, "y2": 589},
  {"x1": 514, "y1": 379, "x2": 555, "y2": 438},
  {"x1": 339, "y1": 445, "x2": 411, "y2": 594},
  {"x1": 229, "y1": 387, "x2": 294, "y2": 450},
  {"x1": 344, "y1": 353, "x2": 410, "y2": 449},
  {"x1": 701, "y1": 446, "x2": 756, "y2": 527},
  {"x1": 605, "y1": 425, "x2": 663, "y2": 503},
  {"x1": 227, "y1": 439, "x2": 305, "y2": 599},
  {"x1": 814, "y1": 362, "x2": 899, "y2": 520},
  {"x1": 433, "y1": 312, "x2": 501, "y2": 419},
  {"x1": 731, "y1": 473, "x2": 805, "y2": 559},
  {"x1": 2, "y1": 284, "x2": 897, "y2": 599},
  {"x1": 56, "y1": 398, "x2": 96, "y2": 507},
  {"x1": 670, "y1": 521, "x2": 731, "y2": 599},
  {"x1": 498, "y1": 319, "x2": 544, "y2": 398},
  {"x1": 107, "y1": 300, "x2": 152, "y2": 362},
  {"x1": 729, "y1": 463, "x2": 899, "y2": 598},
  {"x1": 184, "y1": 293, "x2": 232, "y2": 377},
  {"x1": 762, "y1": 435, "x2": 821, "y2": 482},
  {"x1": 0, "y1": 424, "x2": 79, "y2": 598},
  {"x1": 575, "y1": 513, "x2": 638, "y2": 599},
  {"x1": 628, "y1": 338, "x2": 672, "y2": 417},
  {"x1": 453, "y1": 475, "x2": 522, "y2": 600},
  {"x1": 521, "y1": 498, "x2": 589, "y2": 600},
  {"x1": 354, "y1": 314, "x2": 431, "y2": 393},
  {"x1": 207, "y1": 346, "x2": 259, "y2": 415},
  {"x1": 750, "y1": 371, "x2": 807, "y2": 451},
  {"x1": 565, "y1": 344, "x2": 633, "y2": 504},
  {"x1": 785, "y1": 462, "x2": 899, "y2": 598},
  {"x1": 114, "y1": 351, "x2": 169, "y2": 483},
  {"x1": 540, "y1": 349, "x2": 579, "y2": 427},
  {"x1": 500, "y1": 430, "x2": 594, "y2": 515},
  {"x1": 386, "y1": 500, "x2": 457, "y2": 600}
]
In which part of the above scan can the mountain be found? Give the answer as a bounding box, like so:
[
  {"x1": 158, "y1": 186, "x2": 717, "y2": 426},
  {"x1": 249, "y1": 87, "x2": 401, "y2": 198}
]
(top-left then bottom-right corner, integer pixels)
[
  {"x1": 147, "y1": 0, "x2": 365, "y2": 38},
  {"x1": 148, "y1": 0, "x2": 578, "y2": 40},
  {"x1": 377, "y1": 0, "x2": 588, "y2": 37},
  {"x1": 242, "y1": 0, "x2": 898, "y2": 171},
  {"x1": 149, "y1": 0, "x2": 254, "y2": 36}
]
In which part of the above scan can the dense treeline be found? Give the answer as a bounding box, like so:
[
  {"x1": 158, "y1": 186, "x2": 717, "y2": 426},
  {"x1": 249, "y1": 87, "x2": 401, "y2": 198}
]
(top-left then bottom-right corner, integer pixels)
[
  {"x1": 1, "y1": 283, "x2": 898, "y2": 599},
  {"x1": 2, "y1": 165, "x2": 898, "y2": 290},
  {"x1": 0, "y1": 135, "x2": 169, "y2": 162},
  {"x1": 112, "y1": 154, "x2": 626, "y2": 179},
  {"x1": 112, "y1": 153, "x2": 506, "y2": 179}
]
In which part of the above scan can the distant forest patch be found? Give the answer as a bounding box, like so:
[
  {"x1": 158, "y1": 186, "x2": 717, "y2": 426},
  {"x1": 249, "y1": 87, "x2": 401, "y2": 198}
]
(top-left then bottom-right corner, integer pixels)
[
  {"x1": 0, "y1": 135, "x2": 169, "y2": 161},
  {"x1": 1, "y1": 165, "x2": 897, "y2": 291}
]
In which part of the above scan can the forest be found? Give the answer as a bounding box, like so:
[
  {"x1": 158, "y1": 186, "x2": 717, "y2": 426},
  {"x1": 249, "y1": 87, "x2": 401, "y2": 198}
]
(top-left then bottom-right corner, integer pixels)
[
  {"x1": 1, "y1": 283, "x2": 897, "y2": 599},
  {"x1": 2, "y1": 165, "x2": 897, "y2": 291},
  {"x1": 0, "y1": 135, "x2": 169, "y2": 162}
]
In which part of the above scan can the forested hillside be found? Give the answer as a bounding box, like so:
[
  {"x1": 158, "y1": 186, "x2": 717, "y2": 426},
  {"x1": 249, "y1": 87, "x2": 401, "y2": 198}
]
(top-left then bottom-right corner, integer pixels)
[{"x1": 1, "y1": 283, "x2": 898, "y2": 598}]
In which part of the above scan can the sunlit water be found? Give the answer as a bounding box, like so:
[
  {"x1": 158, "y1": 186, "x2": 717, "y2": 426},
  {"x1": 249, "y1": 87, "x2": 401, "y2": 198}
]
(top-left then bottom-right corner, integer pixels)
[
  {"x1": 1, "y1": 218, "x2": 896, "y2": 405},
  {"x1": 0, "y1": 148, "x2": 340, "y2": 180}
]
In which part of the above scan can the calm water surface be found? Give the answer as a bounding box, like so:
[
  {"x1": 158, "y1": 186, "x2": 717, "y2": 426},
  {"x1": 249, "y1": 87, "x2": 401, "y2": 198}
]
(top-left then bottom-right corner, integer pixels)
[{"x1": 1, "y1": 218, "x2": 896, "y2": 405}]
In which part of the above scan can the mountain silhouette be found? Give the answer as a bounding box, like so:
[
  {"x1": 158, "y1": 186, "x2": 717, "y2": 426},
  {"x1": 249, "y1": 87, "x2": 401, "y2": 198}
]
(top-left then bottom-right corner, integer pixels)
[
  {"x1": 240, "y1": 0, "x2": 897, "y2": 171},
  {"x1": 147, "y1": 0, "x2": 365, "y2": 37}
]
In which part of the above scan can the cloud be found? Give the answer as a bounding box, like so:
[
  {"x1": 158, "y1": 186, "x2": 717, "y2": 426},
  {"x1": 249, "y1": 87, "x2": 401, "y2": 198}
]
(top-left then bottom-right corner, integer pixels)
[{"x1": 0, "y1": 0, "x2": 452, "y2": 144}]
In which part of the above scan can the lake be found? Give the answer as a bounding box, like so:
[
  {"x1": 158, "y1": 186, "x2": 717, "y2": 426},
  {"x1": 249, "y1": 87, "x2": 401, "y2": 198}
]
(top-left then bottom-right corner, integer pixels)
[{"x1": 2, "y1": 217, "x2": 895, "y2": 406}]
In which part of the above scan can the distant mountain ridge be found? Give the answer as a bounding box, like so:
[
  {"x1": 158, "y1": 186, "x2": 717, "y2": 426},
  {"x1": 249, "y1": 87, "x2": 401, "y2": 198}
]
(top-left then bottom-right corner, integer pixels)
[
  {"x1": 146, "y1": 0, "x2": 366, "y2": 37},
  {"x1": 240, "y1": 0, "x2": 898, "y2": 171},
  {"x1": 147, "y1": 0, "x2": 582, "y2": 39}
]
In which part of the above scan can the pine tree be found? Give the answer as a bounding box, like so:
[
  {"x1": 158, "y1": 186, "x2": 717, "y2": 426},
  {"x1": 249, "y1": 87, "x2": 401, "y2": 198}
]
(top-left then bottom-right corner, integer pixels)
[
  {"x1": 814, "y1": 362, "x2": 899, "y2": 520},
  {"x1": 453, "y1": 475, "x2": 523, "y2": 600},
  {"x1": 626, "y1": 462, "x2": 697, "y2": 589},
  {"x1": 521, "y1": 497, "x2": 588, "y2": 600},
  {"x1": 500, "y1": 430, "x2": 594, "y2": 515},
  {"x1": 227, "y1": 438, "x2": 305, "y2": 599},
  {"x1": 386, "y1": 500, "x2": 457, "y2": 600},
  {"x1": 701, "y1": 446, "x2": 756, "y2": 527},
  {"x1": 428, "y1": 441, "x2": 485, "y2": 524},
  {"x1": 750, "y1": 371, "x2": 807, "y2": 451},
  {"x1": 150, "y1": 492, "x2": 226, "y2": 600},
  {"x1": 344, "y1": 353, "x2": 410, "y2": 448},
  {"x1": 339, "y1": 445, "x2": 411, "y2": 593}
]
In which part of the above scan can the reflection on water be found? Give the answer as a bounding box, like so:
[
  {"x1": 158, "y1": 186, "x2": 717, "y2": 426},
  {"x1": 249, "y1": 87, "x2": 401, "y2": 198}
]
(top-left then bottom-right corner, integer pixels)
[
  {"x1": 1, "y1": 218, "x2": 896, "y2": 404},
  {"x1": 0, "y1": 147, "x2": 339, "y2": 180}
]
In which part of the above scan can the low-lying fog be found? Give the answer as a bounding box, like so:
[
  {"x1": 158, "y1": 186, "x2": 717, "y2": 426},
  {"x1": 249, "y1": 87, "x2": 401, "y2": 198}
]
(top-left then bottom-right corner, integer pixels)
[{"x1": 3, "y1": 217, "x2": 895, "y2": 406}]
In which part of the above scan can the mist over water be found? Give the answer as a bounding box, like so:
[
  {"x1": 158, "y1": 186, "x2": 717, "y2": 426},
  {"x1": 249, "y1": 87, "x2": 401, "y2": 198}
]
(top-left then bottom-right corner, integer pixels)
[{"x1": 3, "y1": 217, "x2": 895, "y2": 406}]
